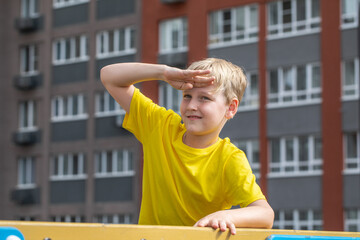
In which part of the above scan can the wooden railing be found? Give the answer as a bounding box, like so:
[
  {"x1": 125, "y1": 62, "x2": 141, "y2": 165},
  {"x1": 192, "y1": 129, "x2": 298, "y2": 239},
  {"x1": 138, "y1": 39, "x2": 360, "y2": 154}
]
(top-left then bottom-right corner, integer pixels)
[{"x1": 0, "y1": 221, "x2": 359, "y2": 240}]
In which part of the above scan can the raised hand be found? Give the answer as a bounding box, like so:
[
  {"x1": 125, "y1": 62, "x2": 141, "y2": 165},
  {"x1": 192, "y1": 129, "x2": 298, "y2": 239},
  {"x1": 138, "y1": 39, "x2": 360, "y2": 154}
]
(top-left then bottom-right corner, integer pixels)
[{"x1": 163, "y1": 66, "x2": 215, "y2": 90}]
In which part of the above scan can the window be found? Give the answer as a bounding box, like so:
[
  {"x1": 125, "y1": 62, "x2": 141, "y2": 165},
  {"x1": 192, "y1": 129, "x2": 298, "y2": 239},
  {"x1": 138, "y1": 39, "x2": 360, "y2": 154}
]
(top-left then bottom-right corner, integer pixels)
[
  {"x1": 341, "y1": 0, "x2": 360, "y2": 28},
  {"x1": 17, "y1": 216, "x2": 36, "y2": 221},
  {"x1": 159, "y1": 17, "x2": 188, "y2": 54},
  {"x1": 18, "y1": 100, "x2": 37, "y2": 132},
  {"x1": 345, "y1": 209, "x2": 360, "y2": 232},
  {"x1": 51, "y1": 215, "x2": 85, "y2": 222},
  {"x1": 17, "y1": 157, "x2": 35, "y2": 188},
  {"x1": 20, "y1": 44, "x2": 38, "y2": 76},
  {"x1": 274, "y1": 209, "x2": 322, "y2": 230},
  {"x1": 53, "y1": 35, "x2": 88, "y2": 65},
  {"x1": 51, "y1": 153, "x2": 86, "y2": 180},
  {"x1": 53, "y1": 0, "x2": 89, "y2": 9},
  {"x1": 269, "y1": 135, "x2": 322, "y2": 176},
  {"x1": 159, "y1": 83, "x2": 182, "y2": 113},
  {"x1": 268, "y1": 63, "x2": 321, "y2": 107},
  {"x1": 344, "y1": 132, "x2": 360, "y2": 173},
  {"x1": 342, "y1": 58, "x2": 359, "y2": 100},
  {"x1": 95, "y1": 91, "x2": 124, "y2": 116},
  {"x1": 95, "y1": 149, "x2": 134, "y2": 177},
  {"x1": 233, "y1": 139, "x2": 260, "y2": 177},
  {"x1": 267, "y1": 0, "x2": 320, "y2": 38},
  {"x1": 21, "y1": 0, "x2": 39, "y2": 18},
  {"x1": 209, "y1": 4, "x2": 258, "y2": 47},
  {"x1": 96, "y1": 26, "x2": 136, "y2": 59},
  {"x1": 94, "y1": 214, "x2": 133, "y2": 224},
  {"x1": 51, "y1": 94, "x2": 87, "y2": 121},
  {"x1": 239, "y1": 72, "x2": 259, "y2": 109}
]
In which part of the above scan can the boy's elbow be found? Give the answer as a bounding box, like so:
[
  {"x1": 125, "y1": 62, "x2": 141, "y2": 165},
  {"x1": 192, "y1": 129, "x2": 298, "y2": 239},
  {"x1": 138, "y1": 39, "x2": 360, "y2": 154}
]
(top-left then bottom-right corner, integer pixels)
[
  {"x1": 100, "y1": 66, "x2": 109, "y2": 85},
  {"x1": 263, "y1": 206, "x2": 275, "y2": 229}
]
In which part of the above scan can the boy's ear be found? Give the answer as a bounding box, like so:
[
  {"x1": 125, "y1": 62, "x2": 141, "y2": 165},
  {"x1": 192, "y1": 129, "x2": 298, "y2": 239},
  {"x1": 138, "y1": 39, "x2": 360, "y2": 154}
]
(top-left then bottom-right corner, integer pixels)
[{"x1": 225, "y1": 98, "x2": 239, "y2": 119}]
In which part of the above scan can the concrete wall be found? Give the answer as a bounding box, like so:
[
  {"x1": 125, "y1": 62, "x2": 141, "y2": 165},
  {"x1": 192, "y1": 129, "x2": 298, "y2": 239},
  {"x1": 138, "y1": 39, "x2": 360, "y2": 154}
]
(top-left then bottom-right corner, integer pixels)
[
  {"x1": 268, "y1": 176, "x2": 322, "y2": 210},
  {"x1": 53, "y1": 3, "x2": 89, "y2": 28}
]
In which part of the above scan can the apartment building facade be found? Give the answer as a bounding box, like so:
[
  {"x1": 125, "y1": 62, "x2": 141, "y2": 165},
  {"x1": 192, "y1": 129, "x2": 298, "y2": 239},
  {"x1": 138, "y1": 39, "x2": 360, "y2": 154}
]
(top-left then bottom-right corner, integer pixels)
[
  {"x1": 0, "y1": 0, "x2": 142, "y2": 224},
  {"x1": 0, "y1": 0, "x2": 359, "y2": 232}
]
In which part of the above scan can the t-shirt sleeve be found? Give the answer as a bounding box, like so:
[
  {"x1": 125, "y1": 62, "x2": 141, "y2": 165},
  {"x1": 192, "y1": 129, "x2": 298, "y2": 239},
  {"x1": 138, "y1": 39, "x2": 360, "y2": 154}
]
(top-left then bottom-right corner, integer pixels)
[
  {"x1": 223, "y1": 150, "x2": 266, "y2": 208},
  {"x1": 122, "y1": 87, "x2": 168, "y2": 143}
]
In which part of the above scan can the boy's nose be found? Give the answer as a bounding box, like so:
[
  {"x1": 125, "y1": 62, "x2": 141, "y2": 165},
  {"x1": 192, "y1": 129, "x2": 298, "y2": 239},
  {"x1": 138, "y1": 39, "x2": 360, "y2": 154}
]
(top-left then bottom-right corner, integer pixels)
[{"x1": 186, "y1": 99, "x2": 198, "y2": 110}]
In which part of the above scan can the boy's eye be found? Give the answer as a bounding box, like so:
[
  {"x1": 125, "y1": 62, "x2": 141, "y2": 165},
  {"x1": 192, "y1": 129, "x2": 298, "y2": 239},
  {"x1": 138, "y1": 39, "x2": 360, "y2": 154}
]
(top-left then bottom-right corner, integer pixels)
[
  {"x1": 183, "y1": 94, "x2": 191, "y2": 99},
  {"x1": 200, "y1": 96, "x2": 211, "y2": 101}
]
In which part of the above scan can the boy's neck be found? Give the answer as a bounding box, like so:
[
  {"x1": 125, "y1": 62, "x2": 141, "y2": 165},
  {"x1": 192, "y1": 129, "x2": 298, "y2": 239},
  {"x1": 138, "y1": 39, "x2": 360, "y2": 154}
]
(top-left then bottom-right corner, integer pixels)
[{"x1": 183, "y1": 132, "x2": 220, "y2": 149}]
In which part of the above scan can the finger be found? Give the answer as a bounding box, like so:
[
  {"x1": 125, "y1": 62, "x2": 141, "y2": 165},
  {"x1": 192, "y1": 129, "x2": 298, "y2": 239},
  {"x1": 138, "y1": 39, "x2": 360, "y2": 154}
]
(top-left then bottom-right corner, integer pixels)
[
  {"x1": 219, "y1": 221, "x2": 227, "y2": 232},
  {"x1": 181, "y1": 82, "x2": 193, "y2": 90},
  {"x1": 184, "y1": 70, "x2": 211, "y2": 79},
  {"x1": 210, "y1": 219, "x2": 219, "y2": 230},
  {"x1": 192, "y1": 75, "x2": 215, "y2": 82},
  {"x1": 194, "y1": 219, "x2": 208, "y2": 227},
  {"x1": 188, "y1": 69, "x2": 211, "y2": 76},
  {"x1": 228, "y1": 223, "x2": 236, "y2": 235}
]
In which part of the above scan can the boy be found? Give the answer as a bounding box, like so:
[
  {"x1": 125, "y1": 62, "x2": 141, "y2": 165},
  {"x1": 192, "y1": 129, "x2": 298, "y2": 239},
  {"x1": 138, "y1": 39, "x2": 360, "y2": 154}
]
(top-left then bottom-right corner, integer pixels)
[{"x1": 101, "y1": 58, "x2": 274, "y2": 234}]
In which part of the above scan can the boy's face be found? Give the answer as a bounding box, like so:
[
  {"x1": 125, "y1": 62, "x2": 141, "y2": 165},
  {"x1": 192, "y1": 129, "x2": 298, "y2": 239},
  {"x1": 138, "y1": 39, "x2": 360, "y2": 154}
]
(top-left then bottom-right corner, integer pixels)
[{"x1": 180, "y1": 84, "x2": 229, "y2": 137}]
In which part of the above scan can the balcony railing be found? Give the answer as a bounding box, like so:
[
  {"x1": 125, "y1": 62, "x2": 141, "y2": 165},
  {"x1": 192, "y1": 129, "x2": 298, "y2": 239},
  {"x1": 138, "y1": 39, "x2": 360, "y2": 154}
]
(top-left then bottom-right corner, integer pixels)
[
  {"x1": 13, "y1": 130, "x2": 41, "y2": 146},
  {"x1": 13, "y1": 74, "x2": 42, "y2": 90},
  {"x1": 14, "y1": 16, "x2": 43, "y2": 33}
]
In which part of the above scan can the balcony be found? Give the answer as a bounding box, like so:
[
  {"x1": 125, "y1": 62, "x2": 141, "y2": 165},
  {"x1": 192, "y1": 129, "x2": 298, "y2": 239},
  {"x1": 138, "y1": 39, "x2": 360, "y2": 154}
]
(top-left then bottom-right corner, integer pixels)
[
  {"x1": 11, "y1": 187, "x2": 40, "y2": 205},
  {"x1": 14, "y1": 16, "x2": 43, "y2": 33},
  {"x1": 13, "y1": 130, "x2": 41, "y2": 146},
  {"x1": 13, "y1": 74, "x2": 42, "y2": 90}
]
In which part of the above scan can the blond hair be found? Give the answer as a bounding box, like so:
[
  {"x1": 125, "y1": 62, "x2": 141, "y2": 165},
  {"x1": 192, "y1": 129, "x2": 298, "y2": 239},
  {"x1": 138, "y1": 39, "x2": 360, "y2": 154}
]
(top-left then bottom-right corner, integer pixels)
[{"x1": 187, "y1": 58, "x2": 247, "y2": 104}]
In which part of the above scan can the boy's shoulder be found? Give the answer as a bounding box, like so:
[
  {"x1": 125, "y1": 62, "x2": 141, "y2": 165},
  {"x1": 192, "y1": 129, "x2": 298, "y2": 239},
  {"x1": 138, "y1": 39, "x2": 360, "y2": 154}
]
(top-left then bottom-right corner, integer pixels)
[{"x1": 219, "y1": 138, "x2": 246, "y2": 156}]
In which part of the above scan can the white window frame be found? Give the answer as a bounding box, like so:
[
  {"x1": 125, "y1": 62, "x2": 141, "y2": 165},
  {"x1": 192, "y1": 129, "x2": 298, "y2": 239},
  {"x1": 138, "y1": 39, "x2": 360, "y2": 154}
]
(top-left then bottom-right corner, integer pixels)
[
  {"x1": 21, "y1": 0, "x2": 39, "y2": 18},
  {"x1": 51, "y1": 94, "x2": 87, "y2": 122},
  {"x1": 159, "y1": 83, "x2": 182, "y2": 113},
  {"x1": 52, "y1": 215, "x2": 84, "y2": 222},
  {"x1": 94, "y1": 214, "x2": 132, "y2": 224},
  {"x1": 50, "y1": 153, "x2": 86, "y2": 180},
  {"x1": 20, "y1": 44, "x2": 39, "y2": 76},
  {"x1": 17, "y1": 157, "x2": 36, "y2": 189},
  {"x1": 267, "y1": 0, "x2": 321, "y2": 40},
  {"x1": 95, "y1": 149, "x2": 135, "y2": 178},
  {"x1": 345, "y1": 208, "x2": 360, "y2": 232},
  {"x1": 96, "y1": 26, "x2": 136, "y2": 59},
  {"x1": 342, "y1": 58, "x2": 359, "y2": 100},
  {"x1": 95, "y1": 91, "x2": 125, "y2": 117},
  {"x1": 233, "y1": 139, "x2": 260, "y2": 178},
  {"x1": 341, "y1": 0, "x2": 360, "y2": 28},
  {"x1": 269, "y1": 135, "x2": 323, "y2": 177},
  {"x1": 267, "y1": 63, "x2": 322, "y2": 108},
  {"x1": 274, "y1": 209, "x2": 322, "y2": 230},
  {"x1": 52, "y1": 35, "x2": 88, "y2": 65},
  {"x1": 208, "y1": 4, "x2": 259, "y2": 48},
  {"x1": 19, "y1": 100, "x2": 37, "y2": 132},
  {"x1": 239, "y1": 71, "x2": 259, "y2": 110},
  {"x1": 159, "y1": 17, "x2": 188, "y2": 54},
  {"x1": 343, "y1": 132, "x2": 360, "y2": 174},
  {"x1": 53, "y1": 0, "x2": 89, "y2": 9}
]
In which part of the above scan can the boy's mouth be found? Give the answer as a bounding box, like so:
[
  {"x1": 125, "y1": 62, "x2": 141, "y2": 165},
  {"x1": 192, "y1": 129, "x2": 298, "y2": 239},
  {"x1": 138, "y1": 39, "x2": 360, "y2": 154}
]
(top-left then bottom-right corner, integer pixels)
[{"x1": 187, "y1": 115, "x2": 202, "y2": 120}]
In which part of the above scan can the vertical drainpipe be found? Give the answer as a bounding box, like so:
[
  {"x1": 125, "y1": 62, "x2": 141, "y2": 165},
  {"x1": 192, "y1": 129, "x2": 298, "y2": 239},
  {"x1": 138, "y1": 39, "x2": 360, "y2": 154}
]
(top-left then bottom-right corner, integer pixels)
[
  {"x1": 321, "y1": 0, "x2": 344, "y2": 231},
  {"x1": 259, "y1": 0, "x2": 268, "y2": 197}
]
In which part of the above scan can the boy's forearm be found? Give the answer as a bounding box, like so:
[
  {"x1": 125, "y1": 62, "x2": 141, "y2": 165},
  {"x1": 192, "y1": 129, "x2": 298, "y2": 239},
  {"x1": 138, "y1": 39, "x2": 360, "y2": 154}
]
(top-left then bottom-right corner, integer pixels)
[
  {"x1": 194, "y1": 200, "x2": 274, "y2": 235},
  {"x1": 100, "y1": 62, "x2": 167, "y2": 87},
  {"x1": 228, "y1": 205, "x2": 274, "y2": 229}
]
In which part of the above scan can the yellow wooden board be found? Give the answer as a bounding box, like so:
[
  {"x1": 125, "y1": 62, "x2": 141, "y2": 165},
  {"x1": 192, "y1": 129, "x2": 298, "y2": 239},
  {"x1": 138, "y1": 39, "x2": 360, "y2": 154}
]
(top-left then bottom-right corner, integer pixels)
[{"x1": 1, "y1": 221, "x2": 359, "y2": 240}]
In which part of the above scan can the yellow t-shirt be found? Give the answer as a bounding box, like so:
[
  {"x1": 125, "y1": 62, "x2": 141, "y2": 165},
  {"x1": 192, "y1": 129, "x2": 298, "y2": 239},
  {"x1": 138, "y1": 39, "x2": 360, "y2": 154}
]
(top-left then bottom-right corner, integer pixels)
[{"x1": 123, "y1": 88, "x2": 265, "y2": 226}]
